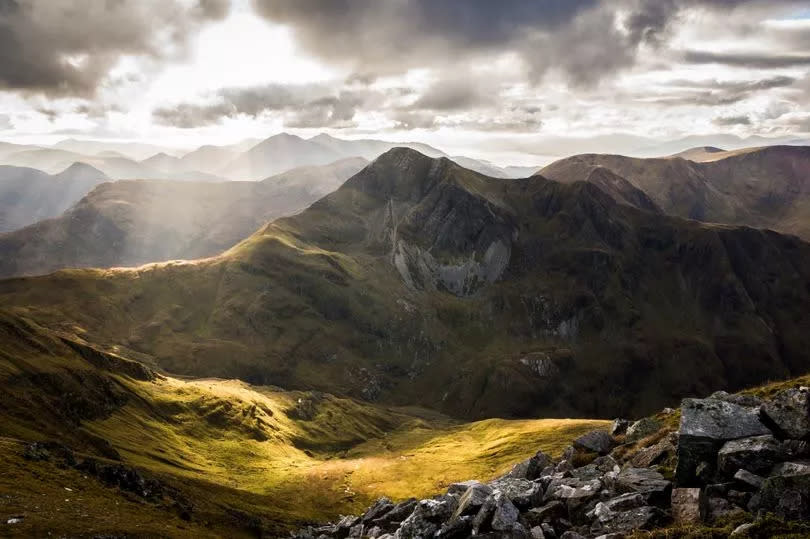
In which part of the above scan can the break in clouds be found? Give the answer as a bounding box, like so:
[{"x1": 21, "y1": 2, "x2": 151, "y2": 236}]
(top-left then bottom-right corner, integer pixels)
[{"x1": 1, "y1": 0, "x2": 809, "y2": 150}]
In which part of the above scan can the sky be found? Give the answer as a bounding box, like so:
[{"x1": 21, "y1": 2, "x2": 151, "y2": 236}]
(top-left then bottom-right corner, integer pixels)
[{"x1": 1, "y1": 0, "x2": 809, "y2": 164}]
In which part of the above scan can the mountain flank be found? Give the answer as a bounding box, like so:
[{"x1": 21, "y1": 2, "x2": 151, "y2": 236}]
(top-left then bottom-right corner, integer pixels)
[
  {"x1": 542, "y1": 145, "x2": 810, "y2": 240},
  {"x1": 2, "y1": 148, "x2": 810, "y2": 421}
]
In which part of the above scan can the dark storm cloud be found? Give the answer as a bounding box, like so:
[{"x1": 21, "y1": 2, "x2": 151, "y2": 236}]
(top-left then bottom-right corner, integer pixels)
[
  {"x1": 411, "y1": 80, "x2": 494, "y2": 112},
  {"x1": 153, "y1": 84, "x2": 370, "y2": 128},
  {"x1": 251, "y1": 0, "x2": 810, "y2": 86},
  {"x1": 713, "y1": 114, "x2": 752, "y2": 126},
  {"x1": 0, "y1": 0, "x2": 229, "y2": 96}
]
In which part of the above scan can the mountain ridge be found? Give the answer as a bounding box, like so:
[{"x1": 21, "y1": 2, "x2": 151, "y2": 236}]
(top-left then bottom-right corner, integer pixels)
[{"x1": 3, "y1": 148, "x2": 810, "y2": 420}]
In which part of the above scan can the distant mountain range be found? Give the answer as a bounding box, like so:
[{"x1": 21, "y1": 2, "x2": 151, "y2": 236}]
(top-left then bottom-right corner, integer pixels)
[
  {"x1": 0, "y1": 162, "x2": 110, "y2": 232},
  {"x1": 0, "y1": 133, "x2": 541, "y2": 183},
  {"x1": 3, "y1": 148, "x2": 810, "y2": 421},
  {"x1": 0, "y1": 158, "x2": 367, "y2": 277}
]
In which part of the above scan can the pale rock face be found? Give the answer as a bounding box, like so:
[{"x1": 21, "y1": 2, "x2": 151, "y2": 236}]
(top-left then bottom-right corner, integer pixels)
[{"x1": 392, "y1": 238, "x2": 511, "y2": 296}]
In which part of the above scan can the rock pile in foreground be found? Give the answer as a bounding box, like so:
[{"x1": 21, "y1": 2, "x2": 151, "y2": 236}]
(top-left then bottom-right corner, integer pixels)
[{"x1": 294, "y1": 386, "x2": 810, "y2": 538}]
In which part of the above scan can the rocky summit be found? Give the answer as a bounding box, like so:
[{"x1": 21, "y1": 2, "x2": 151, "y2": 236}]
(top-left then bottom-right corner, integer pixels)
[{"x1": 294, "y1": 382, "x2": 810, "y2": 538}]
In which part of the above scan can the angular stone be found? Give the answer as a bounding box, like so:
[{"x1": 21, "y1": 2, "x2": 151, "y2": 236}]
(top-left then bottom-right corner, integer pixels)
[
  {"x1": 548, "y1": 478, "x2": 602, "y2": 504},
  {"x1": 730, "y1": 523, "x2": 755, "y2": 537},
  {"x1": 631, "y1": 440, "x2": 675, "y2": 468},
  {"x1": 507, "y1": 450, "x2": 553, "y2": 480},
  {"x1": 680, "y1": 397, "x2": 771, "y2": 440},
  {"x1": 733, "y1": 469, "x2": 764, "y2": 490},
  {"x1": 530, "y1": 526, "x2": 546, "y2": 539},
  {"x1": 573, "y1": 430, "x2": 616, "y2": 456},
  {"x1": 676, "y1": 397, "x2": 771, "y2": 486},
  {"x1": 761, "y1": 387, "x2": 810, "y2": 440},
  {"x1": 488, "y1": 477, "x2": 544, "y2": 510},
  {"x1": 600, "y1": 506, "x2": 665, "y2": 534},
  {"x1": 451, "y1": 482, "x2": 493, "y2": 518},
  {"x1": 615, "y1": 467, "x2": 672, "y2": 506},
  {"x1": 371, "y1": 499, "x2": 416, "y2": 527},
  {"x1": 770, "y1": 460, "x2": 810, "y2": 477},
  {"x1": 397, "y1": 499, "x2": 452, "y2": 538},
  {"x1": 525, "y1": 501, "x2": 567, "y2": 526},
  {"x1": 610, "y1": 419, "x2": 630, "y2": 437},
  {"x1": 626, "y1": 418, "x2": 662, "y2": 442},
  {"x1": 717, "y1": 435, "x2": 787, "y2": 477},
  {"x1": 757, "y1": 472, "x2": 810, "y2": 520},
  {"x1": 705, "y1": 496, "x2": 746, "y2": 523},
  {"x1": 592, "y1": 493, "x2": 645, "y2": 524},
  {"x1": 362, "y1": 497, "x2": 394, "y2": 523},
  {"x1": 671, "y1": 488, "x2": 705, "y2": 524},
  {"x1": 437, "y1": 515, "x2": 472, "y2": 538},
  {"x1": 491, "y1": 491, "x2": 520, "y2": 531},
  {"x1": 447, "y1": 480, "x2": 484, "y2": 496}
]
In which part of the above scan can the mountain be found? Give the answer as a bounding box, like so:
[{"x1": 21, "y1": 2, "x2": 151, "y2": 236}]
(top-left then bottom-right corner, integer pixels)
[
  {"x1": 449, "y1": 156, "x2": 540, "y2": 179},
  {"x1": 0, "y1": 158, "x2": 367, "y2": 277},
  {"x1": 225, "y1": 133, "x2": 346, "y2": 179},
  {"x1": 668, "y1": 146, "x2": 726, "y2": 161},
  {"x1": 53, "y1": 139, "x2": 184, "y2": 161},
  {"x1": 178, "y1": 144, "x2": 239, "y2": 176},
  {"x1": 541, "y1": 145, "x2": 810, "y2": 239},
  {"x1": 2, "y1": 148, "x2": 810, "y2": 421},
  {"x1": 0, "y1": 163, "x2": 110, "y2": 232},
  {"x1": 140, "y1": 152, "x2": 225, "y2": 182},
  {"x1": 223, "y1": 132, "x2": 449, "y2": 180}
]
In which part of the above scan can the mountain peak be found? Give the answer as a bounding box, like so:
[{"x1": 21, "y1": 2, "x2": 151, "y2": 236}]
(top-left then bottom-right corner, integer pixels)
[{"x1": 55, "y1": 162, "x2": 109, "y2": 180}]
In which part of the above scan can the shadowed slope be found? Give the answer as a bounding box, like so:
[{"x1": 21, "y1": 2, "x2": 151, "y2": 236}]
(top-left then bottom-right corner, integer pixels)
[{"x1": 542, "y1": 145, "x2": 810, "y2": 239}]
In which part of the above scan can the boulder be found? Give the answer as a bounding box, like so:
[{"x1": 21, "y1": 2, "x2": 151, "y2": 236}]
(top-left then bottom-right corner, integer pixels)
[
  {"x1": 491, "y1": 492, "x2": 521, "y2": 531},
  {"x1": 630, "y1": 439, "x2": 675, "y2": 468},
  {"x1": 670, "y1": 488, "x2": 705, "y2": 524},
  {"x1": 370, "y1": 499, "x2": 416, "y2": 528},
  {"x1": 591, "y1": 493, "x2": 645, "y2": 524},
  {"x1": 756, "y1": 472, "x2": 810, "y2": 520},
  {"x1": 530, "y1": 526, "x2": 546, "y2": 539},
  {"x1": 709, "y1": 391, "x2": 762, "y2": 407},
  {"x1": 770, "y1": 460, "x2": 810, "y2": 477},
  {"x1": 609, "y1": 419, "x2": 630, "y2": 437},
  {"x1": 614, "y1": 468, "x2": 672, "y2": 506},
  {"x1": 488, "y1": 477, "x2": 544, "y2": 509},
  {"x1": 362, "y1": 497, "x2": 394, "y2": 523},
  {"x1": 451, "y1": 482, "x2": 493, "y2": 518},
  {"x1": 705, "y1": 496, "x2": 746, "y2": 523},
  {"x1": 437, "y1": 515, "x2": 473, "y2": 538},
  {"x1": 730, "y1": 523, "x2": 755, "y2": 537},
  {"x1": 733, "y1": 469, "x2": 764, "y2": 490},
  {"x1": 717, "y1": 435, "x2": 787, "y2": 477},
  {"x1": 597, "y1": 506, "x2": 664, "y2": 534},
  {"x1": 676, "y1": 397, "x2": 771, "y2": 486},
  {"x1": 525, "y1": 501, "x2": 567, "y2": 526},
  {"x1": 507, "y1": 450, "x2": 553, "y2": 480},
  {"x1": 447, "y1": 480, "x2": 484, "y2": 496},
  {"x1": 573, "y1": 430, "x2": 616, "y2": 455},
  {"x1": 397, "y1": 498, "x2": 454, "y2": 538},
  {"x1": 761, "y1": 387, "x2": 810, "y2": 440},
  {"x1": 626, "y1": 418, "x2": 662, "y2": 443}
]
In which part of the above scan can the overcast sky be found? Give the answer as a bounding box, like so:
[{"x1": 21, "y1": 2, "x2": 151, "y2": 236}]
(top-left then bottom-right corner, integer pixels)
[{"x1": 1, "y1": 0, "x2": 809, "y2": 163}]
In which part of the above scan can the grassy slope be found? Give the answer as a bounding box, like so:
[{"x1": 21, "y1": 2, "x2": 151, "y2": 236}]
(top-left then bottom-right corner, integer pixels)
[{"x1": 0, "y1": 310, "x2": 605, "y2": 535}]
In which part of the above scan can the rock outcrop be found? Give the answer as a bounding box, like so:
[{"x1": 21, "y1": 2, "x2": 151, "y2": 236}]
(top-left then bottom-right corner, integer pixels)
[{"x1": 294, "y1": 383, "x2": 810, "y2": 538}]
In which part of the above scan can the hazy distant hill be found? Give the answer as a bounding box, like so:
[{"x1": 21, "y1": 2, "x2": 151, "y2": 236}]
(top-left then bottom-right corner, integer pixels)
[
  {"x1": 0, "y1": 163, "x2": 110, "y2": 232},
  {"x1": 542, "y1": 145, "x2": 810, "y2": 240},
  {"x1": 4, "y1": 149, "x2": 810, "y2": 420},
  {"x1": 0, "y1": 158, "x2": 367, "y2": 277}
]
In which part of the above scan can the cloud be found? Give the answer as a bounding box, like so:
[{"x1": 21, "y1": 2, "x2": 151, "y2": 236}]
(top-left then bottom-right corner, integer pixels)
[
  {"x1": 0, "y1": 0, "x2": 229, "y2": 96},
  {"x1": 648, "y1": 75, "x2": 798, "y2": 106},
  {"x1": 153, "y1": 83, "x2": 370, "y2": 129},
  {"x1": 713, "y1": 114, "x2": 752, "y2": 126},
  {"x1": 683, "y1": 50, "x2": 810, "y2": 68},
  {"x1": 251, "y1": 0, "x2": 809, "y2": 88},
  {"x1": 0, "y1": 113, "x2": 10, "y2": 129}
]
